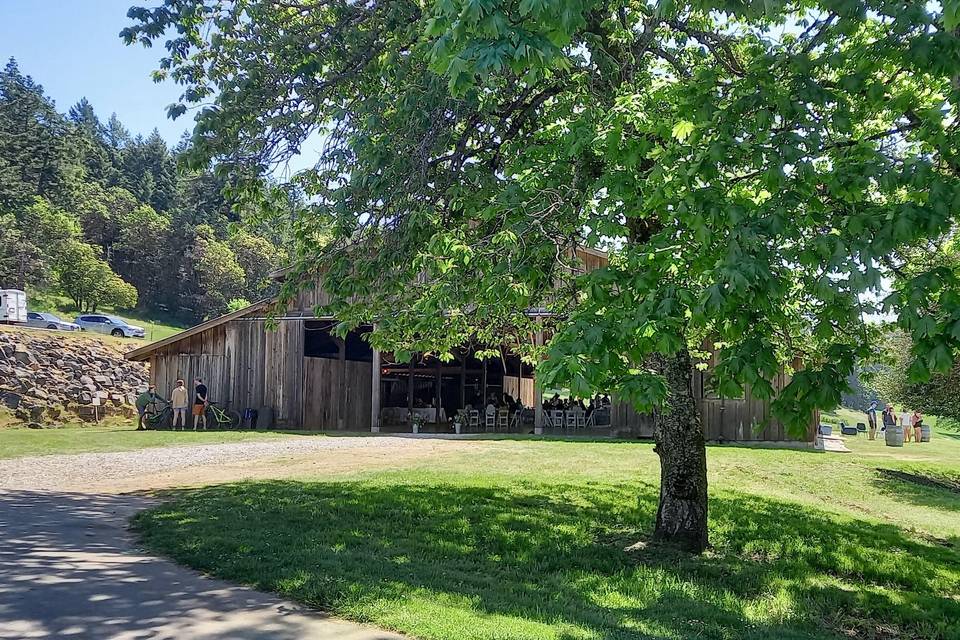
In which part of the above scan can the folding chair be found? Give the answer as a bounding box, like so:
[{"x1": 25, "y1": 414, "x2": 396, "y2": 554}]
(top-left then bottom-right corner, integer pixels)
[
  {"x1": 565, "y1": 411, "x2": 577, "y2": 430},
  {"x1": 468, "y1": 410, "x2": 480, "y2": 430},
  {"x1": 509, "y1": 410, "x2": 522, "y2": 430},
  {"x1": 497, "y1": 409, "x2": 509, "y2": 431},
  {"x1": 485, "y1": 411, "x2": 496, "y2": 431},
  {"x1": 575, "y1": 410, "x2": 586, "y2": 429},
  {"x1": 550, "y1": 410, "x2": 564, "y2": 430}
]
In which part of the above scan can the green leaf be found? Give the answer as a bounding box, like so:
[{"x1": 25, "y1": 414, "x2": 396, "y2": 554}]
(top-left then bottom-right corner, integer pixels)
[{"x1": 671, "y1": 119, "x2": 695, "y2": 142}]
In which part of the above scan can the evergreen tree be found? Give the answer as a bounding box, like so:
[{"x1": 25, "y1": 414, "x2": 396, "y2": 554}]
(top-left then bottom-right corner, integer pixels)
[{"x1": 0, "y1": 58, "x2": 75, "y2": 211}]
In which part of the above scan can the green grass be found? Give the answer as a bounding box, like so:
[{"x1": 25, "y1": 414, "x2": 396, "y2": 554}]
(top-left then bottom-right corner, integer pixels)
[
  {"x1": 28, "y1": 292, "x2": 187, "y2": 343},
  {"x1": 133, "y1": 434, "x2": 960, "y2": 640},
  {"x1": 0, "y1": 423, "x2": 314, "y2": 460}
]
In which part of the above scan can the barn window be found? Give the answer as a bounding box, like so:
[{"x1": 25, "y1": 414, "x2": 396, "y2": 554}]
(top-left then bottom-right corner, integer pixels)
[
  {"x1": 344, "y1": 329, "x2": 373, "y2": 362},
  {"x1": 304, "y1": 322, "x2": 340, "y2": 359}
]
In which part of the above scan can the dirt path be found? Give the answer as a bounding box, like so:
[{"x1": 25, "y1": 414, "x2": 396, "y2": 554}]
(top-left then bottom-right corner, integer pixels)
[
  {"x1": 0, "y1": 434, "x2": 473, "y2": 492},
  {"x1": 0, "y1": 435, "x2": 478, "y2": 639}
]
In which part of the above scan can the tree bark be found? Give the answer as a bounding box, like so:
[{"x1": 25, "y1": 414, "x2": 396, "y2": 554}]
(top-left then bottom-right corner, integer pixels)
[{"x1": 651, "y1": 348, "x2": 709, "y2": 552}]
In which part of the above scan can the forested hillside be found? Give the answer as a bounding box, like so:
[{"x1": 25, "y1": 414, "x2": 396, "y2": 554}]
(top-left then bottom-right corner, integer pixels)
[{"x1": 0, "y1": 58, "x2": 290, "y2": 324}]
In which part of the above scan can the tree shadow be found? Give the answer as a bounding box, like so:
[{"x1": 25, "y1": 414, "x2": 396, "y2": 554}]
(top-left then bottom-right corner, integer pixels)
[
  {"x1": 133, "y1": 479, "x2": 960, "y2": 640},
  {"x1": 870, "y1": 467, "x2": 960, "y2": 514},
  {"x1": 0, "y1": 489, "x2": 396, "y2": 639}
]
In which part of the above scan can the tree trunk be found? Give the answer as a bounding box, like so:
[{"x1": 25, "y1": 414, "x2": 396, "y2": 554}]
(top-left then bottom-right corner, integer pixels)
[{"x1": 651, "y1": 348, "x2": 709, "y2": 552}]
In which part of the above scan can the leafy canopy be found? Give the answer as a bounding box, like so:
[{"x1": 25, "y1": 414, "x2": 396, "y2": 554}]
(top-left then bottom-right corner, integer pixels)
[{"x1": 125, "y1": 0, "x2": 960, "y2": 433}]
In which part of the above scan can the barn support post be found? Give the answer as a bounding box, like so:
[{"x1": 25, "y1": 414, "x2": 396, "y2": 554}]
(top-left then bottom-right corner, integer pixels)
[
  {"x1": 534, "y1": 324, "x2": 544, "y2": 435},
  {"x1": 459, "y1": 351, "x2": 466, "y2": 410},
  {"x1": 481, "y1": 359, "x2": 488, "y2": 406},
  {"x1": 371, "y1": 346, "x2": 381, "y2": 432},
  {"x1": 435, "y1": 359, "x2": 442, "y2": 424},
  {"x1": 336, "y1": 337, "x2": 346, "y2": 430},
  {"x1": 407, "y1": 359, "x2": 415, "y2": 427}
]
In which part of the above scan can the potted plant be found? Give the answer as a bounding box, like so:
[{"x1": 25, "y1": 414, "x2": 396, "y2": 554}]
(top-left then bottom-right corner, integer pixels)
[
  {"x1": 409, "y1": 411, "x2": 425, "y2": 434},
  {"x1": 452, "y1": 411, "x2": 465, "y2": 434}
]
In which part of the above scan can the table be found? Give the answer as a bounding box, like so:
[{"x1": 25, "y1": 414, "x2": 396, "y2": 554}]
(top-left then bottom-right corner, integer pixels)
[{"x1": 381, "y1": 407, "x2": 447, "y2": 424}]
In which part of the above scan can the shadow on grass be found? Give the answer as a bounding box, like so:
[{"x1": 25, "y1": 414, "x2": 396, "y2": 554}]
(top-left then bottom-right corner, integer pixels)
[
  {"x1": 871, "y1": 467, "x2": 960, "y2": 514},
  {"x1": 133, "y1": 480, "x2": 960, "y2": 640}
]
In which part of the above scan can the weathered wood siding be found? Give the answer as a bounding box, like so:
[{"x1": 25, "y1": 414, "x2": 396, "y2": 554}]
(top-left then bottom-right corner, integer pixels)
[
  {"x1": 611, "y1": 369, "x2": 815, "y2": 442},
  {"x1": 148, "y1": 311, "x2": 372, "y2": 430},
  {"x1": 149, "y1": 324, "x2": 230, "y2": 406}
]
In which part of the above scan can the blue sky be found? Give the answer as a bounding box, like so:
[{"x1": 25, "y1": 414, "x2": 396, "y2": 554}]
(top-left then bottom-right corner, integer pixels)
[{"x1": 0, "y1": 0, "x2": 187, "y2": 143}]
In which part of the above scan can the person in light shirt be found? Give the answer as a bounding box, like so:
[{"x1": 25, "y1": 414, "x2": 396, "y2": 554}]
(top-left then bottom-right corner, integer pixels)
[
  {"x1": 170, "y1": 379, "x2": 189, "y2": 430},
  {"x1": 900, "y1": 407, "x2": 913, "y2": 442}
]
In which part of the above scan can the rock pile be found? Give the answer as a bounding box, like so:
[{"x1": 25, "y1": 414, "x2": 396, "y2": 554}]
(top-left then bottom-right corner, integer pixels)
[{"x1": 0, "y1": 327, "x2": 148, "y2": 427}]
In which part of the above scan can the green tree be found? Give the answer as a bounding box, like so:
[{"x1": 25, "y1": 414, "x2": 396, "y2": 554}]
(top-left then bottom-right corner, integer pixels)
[
  {"x1": 55, "y1": 239, "x2": 138, "y2": 312},
  {"x1": 69, "y1": 97, "x2": 119, "y2": 186},
  {"x1": 127, "y1": 0, "x2": 960, "y2": 551},
  {"x1": 111, "y1": 203, "x2": 171, "y2": 309},
  {"x1": 122, "y1": 129, "x2": 177, "y2": 213},
  {"x1": 70, "y1": 182, "x2": 141, "y2": 253},
  {"x1": 0, "y1": 58, "x2": 76, "y2": 211},
  {"x1": 0, "y1": 212, "x2": 44, "y2": 289},
  {"x1": 189, "y1": 224, "x2": 245, "y2": 319},
  {"x1": 230, "y1": 230, "x2": 286, "y2": 300}
]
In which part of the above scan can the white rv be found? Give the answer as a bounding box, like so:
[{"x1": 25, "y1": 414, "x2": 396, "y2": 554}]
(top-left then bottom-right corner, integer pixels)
[{"x1": 0, "y1": 289, "x2": 27, "y2": 323}]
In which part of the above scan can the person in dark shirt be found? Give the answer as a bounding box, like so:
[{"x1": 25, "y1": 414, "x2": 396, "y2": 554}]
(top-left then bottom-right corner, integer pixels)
[
  {"x1": 865, "y1": 400, "x2": 879, "y2": 440},
  {"x1": 193, "y1": 378, "x2": 208, "y2": 430}
]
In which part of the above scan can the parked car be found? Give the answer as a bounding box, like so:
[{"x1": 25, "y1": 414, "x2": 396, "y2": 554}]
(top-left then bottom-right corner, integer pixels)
[
  {"x1": 74, "y1": 314, "x2": 146, "y2": 338},
  {"x1": 26, "y1": 311, "x2": 81, "y2": 331}
]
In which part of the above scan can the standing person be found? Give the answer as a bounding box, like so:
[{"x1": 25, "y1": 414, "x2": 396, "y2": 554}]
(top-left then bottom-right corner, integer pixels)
[
  {"x1": 881, "y1": 404, "x2": 897, "y2": 433},
  {"x1": 865, "y1": 400, "x2": 879, "y2": 440},
  {"x1": 193, "y1": 377, "x2": 208, "y2": 430},
  {"x1": 135, "y1": 385, "x2": 165, "y2": 430},
  {"x1": 900, "y1": 406, "x2": 913, "y2": 443},
  {"x1": 911, "y1": 410, "x2": 923, "y2": 443},
  {"x1": 170, "y1": 379, "x2": 189, "y2": 430}
]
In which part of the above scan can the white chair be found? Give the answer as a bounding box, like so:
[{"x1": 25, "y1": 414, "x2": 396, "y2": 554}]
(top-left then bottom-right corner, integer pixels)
[
  {"x1": 550, "y1": 410, "x2": 564, "y2": 430},
  {"x1": 585, "y1": 411, "x2": 596, "y2": 428},
  {"x1": 565, "y1": 411, "x2": 577, "y2": 430},
  {"x1": 468, "y1": 410, "x2": 480, "y2": 430},
  {"x1": 497, "y1": 409, "x2": 509, "y2": 431},
  {"x1": 509, "y1": 410, "x2": 521, "y2": 430},
  {"x1": 575, "y1": 410, "x2": 586, "y2": 429},
  {"x1": 485, "y1": 410, "x2": 496, "y2": 431}
]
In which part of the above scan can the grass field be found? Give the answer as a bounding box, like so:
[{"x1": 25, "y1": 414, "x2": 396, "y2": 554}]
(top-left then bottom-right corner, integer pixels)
[
  {"x1": 0, "y1": 423, "x2": 313, "y2": 460},
  {"x1": 133, "y1": 433, "x2": 960, "y2": 640}
]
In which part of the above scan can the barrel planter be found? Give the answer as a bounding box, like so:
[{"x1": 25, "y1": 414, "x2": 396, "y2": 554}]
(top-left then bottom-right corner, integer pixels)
[
  {"x1": 921, "y1": 425, "x2": 931, "y2": 442},
  {"x1": 885, "y1": 425, "x2": 904, "y2": 447}
]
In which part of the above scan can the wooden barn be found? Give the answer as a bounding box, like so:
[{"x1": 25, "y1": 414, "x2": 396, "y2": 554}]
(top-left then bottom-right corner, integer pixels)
[{"x1": 125, "y1": 247, "x2": 815, "y2": 443}]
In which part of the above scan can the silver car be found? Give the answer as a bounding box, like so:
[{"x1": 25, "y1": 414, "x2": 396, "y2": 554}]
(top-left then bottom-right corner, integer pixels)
[
  {"x1": 25, "y1": 311, "x2": 81, "y2": 331},
  {"x1": 74, "y1": 314, "x2": 146, "y2": 338}
]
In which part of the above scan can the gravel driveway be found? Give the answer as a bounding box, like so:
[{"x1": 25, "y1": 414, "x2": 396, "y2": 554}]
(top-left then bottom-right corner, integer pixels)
[
  {"x1": 0, "y1": 435, "x2": 447, "y2": 639},
  {"x1": 0, "y1": 435, "x2": 439, "y2": 491}
]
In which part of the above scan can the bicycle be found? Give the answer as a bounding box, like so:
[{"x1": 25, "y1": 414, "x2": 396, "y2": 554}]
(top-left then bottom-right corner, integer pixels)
[
  {"x1": 142, "y1": 399, "x2": 172, "y2": 430},
  {"x1": 205, "y1": 401, "x2": 242, "y2": 430}
]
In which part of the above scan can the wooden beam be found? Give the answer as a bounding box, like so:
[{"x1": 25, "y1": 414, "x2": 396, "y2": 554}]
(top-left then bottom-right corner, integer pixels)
[
  {"x1": 459, "y1": 351, "x2": 466, "y2": 409},
  {"x1": 371, "y1": 346, "x2": 381, "y2": 432},
  {"x1": 435, "y1": 359, "x2": 442, "y2": 423},
  {"x1": 407, "y1": 358, "x2": 414, "y2": 423},
  {"x1": 481, "y1": 358, "x2": 488, "y2": 407},
  {"x1": 534, "y1": 322, "x2": 544, "y2": 434},
  {"x1": 336, "y1": 337, "x2": 346, "y2": 430}
]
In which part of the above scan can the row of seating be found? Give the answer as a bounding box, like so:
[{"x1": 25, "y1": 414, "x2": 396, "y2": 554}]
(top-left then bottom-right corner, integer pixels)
[{"x1": 460, "y1": 408, "x2": 610, "y2": 431}]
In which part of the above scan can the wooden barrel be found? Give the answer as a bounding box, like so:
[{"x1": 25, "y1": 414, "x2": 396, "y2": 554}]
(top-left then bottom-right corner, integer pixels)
[
  {"x1": 921, "y1": 425, "x2": 931, "y2": 442},
  {"x1": 885, "y1": 426, "x2": 904, "y2": 447}
]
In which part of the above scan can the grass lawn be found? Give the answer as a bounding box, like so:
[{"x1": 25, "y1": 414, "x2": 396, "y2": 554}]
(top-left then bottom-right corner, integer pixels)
[
  {"x1": 0, "y1": 422, "x2": 313, "y2": 460},
  {"x1": 133, "y1": 433, "x2": 960, "y2": 640}
]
